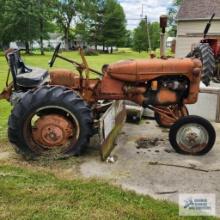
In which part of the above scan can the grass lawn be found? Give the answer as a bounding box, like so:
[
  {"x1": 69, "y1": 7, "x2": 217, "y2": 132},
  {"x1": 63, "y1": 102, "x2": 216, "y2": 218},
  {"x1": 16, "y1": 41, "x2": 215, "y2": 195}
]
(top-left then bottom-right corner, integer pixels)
[{"x1": 0, "y1": 165, "x2": 217, "y2": 220}]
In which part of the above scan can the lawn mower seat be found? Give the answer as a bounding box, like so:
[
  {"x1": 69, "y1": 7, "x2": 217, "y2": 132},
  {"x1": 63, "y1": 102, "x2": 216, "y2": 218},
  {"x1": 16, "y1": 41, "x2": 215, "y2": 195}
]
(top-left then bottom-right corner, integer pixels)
[{"x1": 6, "y1": 49, "x2": 48, "y2": 88}]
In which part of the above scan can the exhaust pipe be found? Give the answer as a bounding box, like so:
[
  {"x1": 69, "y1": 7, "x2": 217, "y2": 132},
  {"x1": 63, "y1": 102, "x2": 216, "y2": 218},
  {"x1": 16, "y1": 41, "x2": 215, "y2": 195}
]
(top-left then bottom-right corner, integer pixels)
[{"x1": 160, "y1": 15, "x2": 168, "y2": 58}]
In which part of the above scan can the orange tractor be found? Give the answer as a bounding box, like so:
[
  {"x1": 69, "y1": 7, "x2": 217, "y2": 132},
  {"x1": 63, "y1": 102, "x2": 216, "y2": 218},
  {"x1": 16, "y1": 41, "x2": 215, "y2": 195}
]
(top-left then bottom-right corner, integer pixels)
[{"x1": 0, "y1": 43, "x2": 216, "y2": 159}]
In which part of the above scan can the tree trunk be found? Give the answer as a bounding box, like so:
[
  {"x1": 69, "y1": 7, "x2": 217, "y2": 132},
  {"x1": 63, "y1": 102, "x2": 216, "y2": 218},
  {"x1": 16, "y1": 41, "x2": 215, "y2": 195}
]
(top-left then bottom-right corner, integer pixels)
[
  {"x1": 25, "y1": 42, "x2": 30, "y2": 54},
  {"x1": 40, "y1": 20, "x2": 44, "y2": 55},
  {"x1": 63, "y1": 37, "x2": 68, "y2": 50},
  {"x1": 64, "y1": 28, "x2": 69, "y2": 50},
  {"x1": 111, "y1": 46, "x2": 113, "y2": 54},
  {"x1": 40, "y1": 36, "x2": 44, "y2": 55}
]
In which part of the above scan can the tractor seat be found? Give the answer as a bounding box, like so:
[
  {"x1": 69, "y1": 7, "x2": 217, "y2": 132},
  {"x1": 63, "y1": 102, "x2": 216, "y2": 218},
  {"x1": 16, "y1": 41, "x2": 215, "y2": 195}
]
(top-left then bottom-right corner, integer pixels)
[
  {"x1": 107, "y1": 58, "x2": 202, "y2": 82},
  {"x1": 16, "y1": 68, "x2": 48, "y2": 87},
  {"x1": 6, "y1": 49, "x2": 48, "y2": 88}
]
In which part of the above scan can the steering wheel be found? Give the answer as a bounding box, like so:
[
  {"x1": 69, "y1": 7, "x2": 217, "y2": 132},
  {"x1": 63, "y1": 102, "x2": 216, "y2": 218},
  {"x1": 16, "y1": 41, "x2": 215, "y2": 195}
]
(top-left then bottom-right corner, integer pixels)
[{"x1": 49, "y1": 43, "x2": 61, "y2": 67}]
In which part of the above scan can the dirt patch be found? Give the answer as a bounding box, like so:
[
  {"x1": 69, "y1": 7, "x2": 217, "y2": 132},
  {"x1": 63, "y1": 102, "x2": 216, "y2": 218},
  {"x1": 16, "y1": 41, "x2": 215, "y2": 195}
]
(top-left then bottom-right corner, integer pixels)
[{"x1": 136, "y1": 137, "x2": 166, "y2": 149}]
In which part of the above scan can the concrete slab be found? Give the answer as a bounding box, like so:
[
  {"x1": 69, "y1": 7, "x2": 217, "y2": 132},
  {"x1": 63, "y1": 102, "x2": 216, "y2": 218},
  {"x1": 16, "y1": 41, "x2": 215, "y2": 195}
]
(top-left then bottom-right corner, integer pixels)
[{"x1": 81, "y1": 120, "x2": 220, "y2": 215}]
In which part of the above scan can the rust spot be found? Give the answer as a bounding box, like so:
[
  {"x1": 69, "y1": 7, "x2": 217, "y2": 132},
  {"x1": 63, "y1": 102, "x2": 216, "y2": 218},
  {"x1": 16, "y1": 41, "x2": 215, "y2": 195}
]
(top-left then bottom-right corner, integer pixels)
[{"x1": 49, "y1": 69, "x2": 79, "y2": 88}]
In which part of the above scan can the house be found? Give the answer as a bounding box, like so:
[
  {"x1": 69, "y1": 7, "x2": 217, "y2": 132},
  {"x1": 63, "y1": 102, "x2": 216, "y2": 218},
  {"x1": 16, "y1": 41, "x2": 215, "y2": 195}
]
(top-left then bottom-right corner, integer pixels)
[
  {"x1": 175, "y1": 0, "x2": 220, "y2": 58},
  {"x1": 10, "y1": 33, "x2": 65, "y2": 50},
  {"x1": 10, "y1": 33, "x2": 81, "y2": 51},
  {"x1": 32, "y1": 33, "x2": 65, "y2": 49}
]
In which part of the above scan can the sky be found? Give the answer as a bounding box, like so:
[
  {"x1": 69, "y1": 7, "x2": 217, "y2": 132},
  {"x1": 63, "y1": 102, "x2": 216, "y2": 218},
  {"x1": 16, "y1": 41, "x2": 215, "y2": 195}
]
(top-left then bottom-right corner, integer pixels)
[{"x1": 118, "y1": 0, "x2": 173, "y2": 30}]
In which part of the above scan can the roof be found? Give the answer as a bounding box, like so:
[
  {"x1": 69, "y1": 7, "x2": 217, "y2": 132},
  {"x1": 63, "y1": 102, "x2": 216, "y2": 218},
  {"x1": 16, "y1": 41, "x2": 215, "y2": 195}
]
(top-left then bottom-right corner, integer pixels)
[{"x1": 177, "y1": 0, "x2": 220, "y2": 21}]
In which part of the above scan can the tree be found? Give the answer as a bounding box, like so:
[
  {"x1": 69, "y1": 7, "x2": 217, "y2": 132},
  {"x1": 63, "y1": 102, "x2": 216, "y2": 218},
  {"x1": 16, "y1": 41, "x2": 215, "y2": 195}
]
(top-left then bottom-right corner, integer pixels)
[
  {"x1": 75, "y1": 0, "x2": 105, "y2": 50},
  {"x1": 54, "y1": 0, "x2": 79, "y2": 50},
  {"x1": 103, "y1": 0, "x2": 126, "y2": 53},
  {"x1": 133, "y1": 20, "x2": 148, "y2": 53},
  {"x1": 36, "y1": 0, "x2": 56, "y2": 55},
  {"x1": 1, "y1": 0, "x2": 40, "y2": 53},
  {"x1": 72, "y1": 0, "x2": 127, "y2": 52},
  {"x1": 0, "y1": 0, "x2": 6, "y2": 47},
  {"x1": 167, "y1": 0, "x2": 183, "y2": 36},
  {"x1": 124, "y1": 30, "x2": 133, "y2": 48},
  {"x1": 149, "y1": 22, "x2": 160, "y2": 50},
  {"x1": 0, "y1": 0, "x2": 56, "y2": 53}
]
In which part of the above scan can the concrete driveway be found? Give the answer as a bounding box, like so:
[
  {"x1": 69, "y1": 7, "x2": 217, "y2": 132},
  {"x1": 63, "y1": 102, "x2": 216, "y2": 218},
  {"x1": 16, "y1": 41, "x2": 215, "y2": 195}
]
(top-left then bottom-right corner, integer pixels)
[{"x1": 81, "y1": 120, "x2": 220, "y2": 215}]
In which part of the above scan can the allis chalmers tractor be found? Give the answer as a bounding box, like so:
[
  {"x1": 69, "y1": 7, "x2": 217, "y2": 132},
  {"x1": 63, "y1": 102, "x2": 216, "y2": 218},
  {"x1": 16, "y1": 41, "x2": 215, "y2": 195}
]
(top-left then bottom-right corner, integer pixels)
[
  {"x1": 0, "y1": 43, "x2": 216, "y2": 159},
  {"x1": 187, "y1": 13, "x2": 220, "y2": 85}
]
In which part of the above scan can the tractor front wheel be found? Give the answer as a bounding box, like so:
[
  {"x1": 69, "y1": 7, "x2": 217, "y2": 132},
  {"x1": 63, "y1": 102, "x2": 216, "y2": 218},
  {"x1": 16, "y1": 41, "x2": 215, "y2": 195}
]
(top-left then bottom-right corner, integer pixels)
[
  {"x1": 8, "y1": 86, "x2": 93, "y2": 159},
  {"x1": 169, "y1": 115, "x2": 216, "y2": 155}
]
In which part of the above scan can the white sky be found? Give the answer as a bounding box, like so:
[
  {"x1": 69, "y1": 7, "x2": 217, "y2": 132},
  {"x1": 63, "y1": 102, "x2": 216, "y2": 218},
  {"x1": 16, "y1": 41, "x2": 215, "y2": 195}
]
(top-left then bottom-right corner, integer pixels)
[{"x1": 118, "y1": 0, "x2": 173, "y2": 29}]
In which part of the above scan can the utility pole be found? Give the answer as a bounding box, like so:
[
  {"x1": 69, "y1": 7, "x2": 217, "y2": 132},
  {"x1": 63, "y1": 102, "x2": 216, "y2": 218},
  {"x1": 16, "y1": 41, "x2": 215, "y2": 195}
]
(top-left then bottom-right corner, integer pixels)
[
  {"x1": 144, "y1": 16, "x2": 152, "y2": 52},
  {"x1": 140, "y1": 4, "x2": 152, "y2": 52}
]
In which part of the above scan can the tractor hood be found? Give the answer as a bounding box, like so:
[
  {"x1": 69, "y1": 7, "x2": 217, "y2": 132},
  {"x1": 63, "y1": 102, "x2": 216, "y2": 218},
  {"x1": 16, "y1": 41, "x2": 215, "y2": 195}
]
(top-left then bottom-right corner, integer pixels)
[{"x1": 107, "y1": 58, "x2": 202, "y2": 82}]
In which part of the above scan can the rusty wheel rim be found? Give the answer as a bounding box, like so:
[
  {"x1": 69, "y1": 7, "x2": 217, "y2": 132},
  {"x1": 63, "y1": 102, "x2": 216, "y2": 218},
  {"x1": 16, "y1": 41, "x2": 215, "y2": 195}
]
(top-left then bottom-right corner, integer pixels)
[
  {"x1": 32, "y1": 114, "x2": 76, "y2": 148},
  {"x1": 176, "y1": 123, "x2": 209, "y2": 153},
  {"x1": 158, "y1": 105, "x2": 188, "y2": 127},
  {"x1": 24, "y1": 106, "x2": 80, "y2": 156}
]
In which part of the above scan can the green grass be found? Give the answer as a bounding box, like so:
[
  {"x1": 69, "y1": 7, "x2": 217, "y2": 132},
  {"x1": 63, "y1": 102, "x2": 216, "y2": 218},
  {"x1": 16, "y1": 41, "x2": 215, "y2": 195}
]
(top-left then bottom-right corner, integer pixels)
[
  {"x1": 0, "y1": 165, "x2": 217, "y2": 220},
  {"x1": 0, "y1": 49, "x2": 149, "y2": 140}
]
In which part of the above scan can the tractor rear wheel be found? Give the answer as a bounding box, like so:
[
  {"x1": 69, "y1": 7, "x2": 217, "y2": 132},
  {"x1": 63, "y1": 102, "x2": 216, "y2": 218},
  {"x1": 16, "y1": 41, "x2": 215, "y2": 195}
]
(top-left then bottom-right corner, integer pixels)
[
  {"x1": 155, "y1": 105, "x2": 189, "y2": 128},
  {"x1": 186, "y1": 43, "x2": 215, "y2": 86},
  {"x1": 8, "y1": 86, "x2": 93, "y2": 159}
]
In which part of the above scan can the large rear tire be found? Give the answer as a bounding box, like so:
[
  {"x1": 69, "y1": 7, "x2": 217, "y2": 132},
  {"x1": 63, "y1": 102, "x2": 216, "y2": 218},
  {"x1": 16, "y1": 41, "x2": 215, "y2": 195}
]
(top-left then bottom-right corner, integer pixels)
[
  {"x1": 186, "y1": 43, "x2": 215, "y2": 86},
  {"x1": 8, "y1": 86, "x2": 93, "y2": 159},
  {"x1": 169, "y1": 115, "x2": 216, "y2": 155}
]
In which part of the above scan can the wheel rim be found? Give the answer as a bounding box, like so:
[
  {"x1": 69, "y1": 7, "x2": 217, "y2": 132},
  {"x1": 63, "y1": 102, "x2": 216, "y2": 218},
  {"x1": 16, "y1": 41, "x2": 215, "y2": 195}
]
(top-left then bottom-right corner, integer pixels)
[
  {"x1": 32, "y1": 114, "x2": 75, "y2": 147},
  {"x1": 24, "y1": 106, "x2": 80, "y2": 156},
  {"x1": 176, "y1": 123, "x2": 209, "y2": 153}
]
